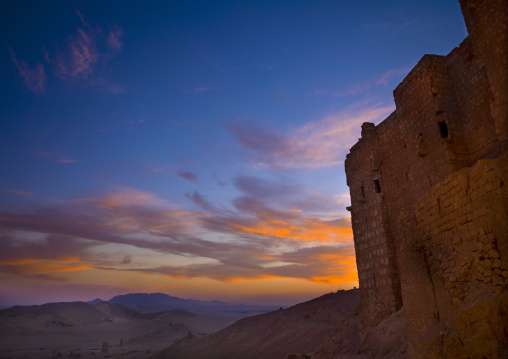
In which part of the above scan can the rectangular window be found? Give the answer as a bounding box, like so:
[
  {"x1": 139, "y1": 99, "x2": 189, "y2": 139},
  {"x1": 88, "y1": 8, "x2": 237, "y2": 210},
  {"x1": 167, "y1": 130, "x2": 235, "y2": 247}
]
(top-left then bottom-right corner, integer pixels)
[
  {"x1": 374, "y1": 179, "x2": 381, "y2": 193},
  {"x1": 439, "y1": 121, "x2": 449, "y2": 138}
]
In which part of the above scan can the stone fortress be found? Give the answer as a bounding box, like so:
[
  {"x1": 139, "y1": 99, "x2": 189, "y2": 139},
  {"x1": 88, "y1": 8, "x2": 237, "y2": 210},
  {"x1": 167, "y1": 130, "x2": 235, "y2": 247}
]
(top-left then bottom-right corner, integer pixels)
[{"x1": 344, "y1": 0, "x2": 507, "y2": 357}]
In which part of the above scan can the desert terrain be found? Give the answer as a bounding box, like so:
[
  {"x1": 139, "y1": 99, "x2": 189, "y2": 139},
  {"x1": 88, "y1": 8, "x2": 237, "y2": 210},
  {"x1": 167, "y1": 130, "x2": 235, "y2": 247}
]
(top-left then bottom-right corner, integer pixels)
[
  {"x1": 0, "y1": 293, "x2": 276, "y2": 359},
  {"x1": 154, "y1": 289, "x2": 360, "y2": 359}
]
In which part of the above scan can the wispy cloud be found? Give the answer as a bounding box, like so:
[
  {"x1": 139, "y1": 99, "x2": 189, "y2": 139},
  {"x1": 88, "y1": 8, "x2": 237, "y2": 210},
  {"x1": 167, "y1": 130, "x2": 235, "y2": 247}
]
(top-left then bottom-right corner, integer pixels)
[
  {"x1": 75, "y1": 9, "x2": 87, "y2": 26},
  {"x1": 0, "y1": 188, "x2": 34, "y2": 198},
  {"x1": 225, "y1": 103, "x2": 394, "y2": 169},
  {"x1": 107, "y1": 27, "x2": 123, "y2": 51},
  {"x1": 314, "y1": 82, "x2": 371, "y2": 97},
  {"x1": 362, "y1": 17, "x2": 433, "y2": 39},
  {"x1": 314, "y1": 67, "x2": 408, "y2": 98},
  {"x1": 192, "y1": 85, "x2": 221, "y2": 94},
  {"x1": 40, "y1": 10, "x2": 123, "y2": 92},
  {"x1": 54, "y1": 28, "x2": 98, "y2": 79},
  {"x1": 375, "y1": 67, "x2": 408, "y2": 86},
  {"x1": 55, "y1": 159, "x2": 80, "y2": 164},
  {"x1": 0, "y1": 235, "x2": 97, "y2": 281},
  {"x1": 253, "y1": 62, "x2": 275, "y2": 70},
  {"x1": 177, "y1": 171, "x2": 199, "y2": 183},
  {"x1": 9, "y1": 48, "x2": 47, "y2": 94},
  {"x1": 213, "y1": 173, "x2": 227, "y2": 187},
  {"x1": 93, "y1": 78, "x2": 124, "y2": 94},
  {"x1": 35, "y1": 145, "x2": 79, "y2": 164}
]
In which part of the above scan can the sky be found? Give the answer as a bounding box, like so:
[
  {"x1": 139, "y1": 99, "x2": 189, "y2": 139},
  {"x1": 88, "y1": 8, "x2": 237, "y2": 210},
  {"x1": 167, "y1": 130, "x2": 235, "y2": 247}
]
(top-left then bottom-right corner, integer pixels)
[{"x1": 0, "y1": 0, "x2": 467, "y2": 306}]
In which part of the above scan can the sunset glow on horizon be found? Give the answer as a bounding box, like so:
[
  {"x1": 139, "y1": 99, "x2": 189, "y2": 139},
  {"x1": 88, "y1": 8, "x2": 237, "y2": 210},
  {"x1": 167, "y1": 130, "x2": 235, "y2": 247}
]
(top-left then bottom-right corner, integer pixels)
[{"x1": 0, "y1": 0, "x2": 466, "y2": 306}]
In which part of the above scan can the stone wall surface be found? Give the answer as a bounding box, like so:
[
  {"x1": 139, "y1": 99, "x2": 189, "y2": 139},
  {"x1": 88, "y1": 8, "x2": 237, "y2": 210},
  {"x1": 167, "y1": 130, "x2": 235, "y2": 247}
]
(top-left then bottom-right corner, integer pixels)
[
  {"x1": 344, "y1": 0, "x2": 508, "y2": 357},
  {"x1": 410, "y1": 153, "x2": 508, "y2": 358}
]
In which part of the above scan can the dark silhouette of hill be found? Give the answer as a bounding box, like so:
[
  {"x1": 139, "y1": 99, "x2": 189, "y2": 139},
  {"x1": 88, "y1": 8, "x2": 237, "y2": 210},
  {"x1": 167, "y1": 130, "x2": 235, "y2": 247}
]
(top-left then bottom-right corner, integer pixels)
[
  {"x1": 87, "y1": 298, "x2": 104, "y2": 304},
  {"x1": 153, "y1": 289, "x2": 360, "y2": 359},
  {"x1": 108, "y1": 292, "x2": 278, "y2": 314}
]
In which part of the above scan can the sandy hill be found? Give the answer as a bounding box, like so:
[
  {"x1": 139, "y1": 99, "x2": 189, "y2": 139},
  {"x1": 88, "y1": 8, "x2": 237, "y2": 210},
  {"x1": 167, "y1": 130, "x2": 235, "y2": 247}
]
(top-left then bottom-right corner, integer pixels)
[
  {"x1": 0, "y1": 301, "x2": 244, "y2": 359},
  {"x1": 93, "y1": 301, "x2": 146, "y2": 320},
  {"x1": 153, "y1": 289, "x2": 360, "y2": 359},
  {"x1": 0, "y1": 301, "x2": 114, "y2": 332}
]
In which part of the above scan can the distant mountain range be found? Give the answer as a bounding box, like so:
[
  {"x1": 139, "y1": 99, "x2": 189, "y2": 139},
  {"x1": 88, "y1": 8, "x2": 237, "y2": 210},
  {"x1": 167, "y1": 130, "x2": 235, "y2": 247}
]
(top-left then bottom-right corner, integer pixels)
[
  {"x1": 88, "y1": 292, "x2": 278, "y2": 314},
  {"x1": 0, "y1": 299, "x2": 243, "y2": 357},
  {"x1": 0, "y1": 290, "x2": 361, "y2": 359}
]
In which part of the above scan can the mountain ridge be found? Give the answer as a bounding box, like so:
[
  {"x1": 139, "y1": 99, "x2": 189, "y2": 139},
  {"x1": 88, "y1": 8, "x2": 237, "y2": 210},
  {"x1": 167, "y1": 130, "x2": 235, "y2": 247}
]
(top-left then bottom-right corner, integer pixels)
[{"x1": 107, "y1": 292, "x2": 278, "y2": 314}]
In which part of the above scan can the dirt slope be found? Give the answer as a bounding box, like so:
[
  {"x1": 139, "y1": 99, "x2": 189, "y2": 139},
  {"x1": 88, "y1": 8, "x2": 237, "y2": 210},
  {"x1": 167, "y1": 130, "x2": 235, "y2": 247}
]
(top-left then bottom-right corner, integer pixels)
[
  {"x1": 310, "y1": 307, "x2": 409, "y2": 359},
  {"x1": 153, "y1": 289, "x2": 360, "y2": 359}
]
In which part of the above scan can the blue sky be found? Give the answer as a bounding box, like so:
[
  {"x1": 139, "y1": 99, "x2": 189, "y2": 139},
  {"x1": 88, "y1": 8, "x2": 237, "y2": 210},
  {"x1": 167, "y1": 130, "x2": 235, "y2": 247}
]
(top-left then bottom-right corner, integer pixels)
[{"x1": 0, "y1": 0, "x2": 467, "y2": 306}]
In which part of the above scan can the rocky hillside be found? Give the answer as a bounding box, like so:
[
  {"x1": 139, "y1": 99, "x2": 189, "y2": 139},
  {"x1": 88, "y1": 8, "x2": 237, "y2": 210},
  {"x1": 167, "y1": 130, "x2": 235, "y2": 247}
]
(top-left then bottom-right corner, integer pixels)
[{"x1": 153, "y1": 289, "x2": 360, "y2": 359}]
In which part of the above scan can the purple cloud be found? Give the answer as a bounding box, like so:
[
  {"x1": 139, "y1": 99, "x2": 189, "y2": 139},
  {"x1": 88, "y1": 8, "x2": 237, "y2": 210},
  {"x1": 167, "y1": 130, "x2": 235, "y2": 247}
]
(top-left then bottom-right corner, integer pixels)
[
  {"x1": 224, "y1": 104, "x2": 394, "y2": 169},
  {"x1": 53, "y1": 27, "x2": 98, "y2": 79},
  {"x1": 9, "y1": 48, "x2": 47, "y2": 94},
  {"x1": 107, "y1": 27, "x2": 123, "y2": 51},
  {"x1": 38, "y1": 10, "x2": 124, "y2": 93},
  {"x1": 35, "y1": 145, "x2": 79, "y2": 164},
  {"x1": 177, "y1": 171, "x2": 199, "y2": 182},
  {"x1": 192, "y1": 85, "x2": 220, "y2": 94}
]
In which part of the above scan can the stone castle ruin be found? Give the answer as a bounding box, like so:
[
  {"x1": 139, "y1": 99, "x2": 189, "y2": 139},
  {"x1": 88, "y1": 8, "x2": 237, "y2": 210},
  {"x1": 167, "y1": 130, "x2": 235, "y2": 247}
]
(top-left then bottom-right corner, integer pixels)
[{"x1": 344, "y1": 0, "x2": 507, "y2": 357}]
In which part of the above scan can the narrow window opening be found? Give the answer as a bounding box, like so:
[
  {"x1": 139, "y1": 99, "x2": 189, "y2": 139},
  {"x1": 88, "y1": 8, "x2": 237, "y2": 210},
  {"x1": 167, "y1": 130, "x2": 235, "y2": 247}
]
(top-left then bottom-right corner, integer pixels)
[
  {"x1": 404, "y1": 140, "x2": 407, "y2": 149},
  {"x1": 429, "y1": 176, "x2": 432, "y2": 187},
  {"x1": 438, "y1": 121, "x2": 449, "y2": 138},
  {"x1": 361, "y1": 186, "x2": 365, "y2": 197},
  {"x1": 373, "y1": 274, "x2": 377, "y2": 287},
  {"x1": 405, "y1": 172, "x2": 409, "y2": 181},
  {"x1": 374, "y1": 179, "x2": 381, "y2": 193}
]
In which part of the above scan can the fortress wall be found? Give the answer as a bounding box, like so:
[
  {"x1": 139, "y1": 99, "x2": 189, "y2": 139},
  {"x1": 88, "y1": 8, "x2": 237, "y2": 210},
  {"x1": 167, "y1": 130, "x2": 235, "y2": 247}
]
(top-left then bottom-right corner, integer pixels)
[
  {"x1": 460, "y1": 0, "x2": 508, "y2": 150},
  {"x1": 345, "y1": 120, "x2": 402, "y2": 326},
  {"x1": 374, "y1": 37, "x2": 502, "y2": 352},
  {"x1": 345, "y1": 0, "x2": 507, "y2": 356},
  {"x1": 444, "y1": 38, "x2": 499, "y2": 162},
  {"x1": 412, "y1": 153, "x2": 508, "y2": 357}
]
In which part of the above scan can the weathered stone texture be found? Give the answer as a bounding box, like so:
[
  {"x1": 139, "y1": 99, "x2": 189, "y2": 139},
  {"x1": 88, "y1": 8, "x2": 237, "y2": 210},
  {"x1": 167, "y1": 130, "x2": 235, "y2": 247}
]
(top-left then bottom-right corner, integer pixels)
[{"x1": 344, "y1": 0, "x2": 507, "y2": 357}]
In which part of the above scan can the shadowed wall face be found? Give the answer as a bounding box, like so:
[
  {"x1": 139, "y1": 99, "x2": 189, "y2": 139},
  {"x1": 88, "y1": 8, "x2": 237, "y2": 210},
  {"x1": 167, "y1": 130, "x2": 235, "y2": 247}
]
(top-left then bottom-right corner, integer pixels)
[{"x1": 345, "y1": 123, "x2": 402, "y2": 326}]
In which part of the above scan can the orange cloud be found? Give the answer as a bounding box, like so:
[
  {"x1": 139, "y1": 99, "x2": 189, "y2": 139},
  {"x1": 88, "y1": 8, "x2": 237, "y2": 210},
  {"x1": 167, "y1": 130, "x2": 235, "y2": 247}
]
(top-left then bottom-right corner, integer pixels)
[
  {"x1": 0, "y1": 186, "x2": 357, "y2": 288},
  {"x1": 0, "y1": 256, "x2": 93, "y2": 280},
  {"x1": 309, "y1": 253, "x2": 358, "y2": 284},
  {"x1": 96, "y1": 188, "x2": 166, "y2": 209},
  {"x1": 312, "y1": 272, "x2": 359, "y2": 285},
  {"x1": 0, "y1": 256, "x2": 81, "y2": 266},
  {"x1": 230, "y1": 216, "x2": 352, "y2": 243}
]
